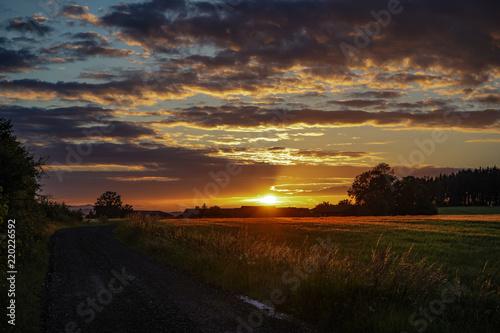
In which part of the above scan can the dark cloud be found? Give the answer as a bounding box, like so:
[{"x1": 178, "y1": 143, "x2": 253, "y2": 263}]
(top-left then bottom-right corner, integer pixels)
[
  {"x1": 58, "y1": 5, "x2": 99, "y2": 24},
  {"x1": 387, "y1": 100, "x2": 449, "y2": 110},
  {"x1": 43, "y1": 31, "x2": 134, "y2": 58},
  {"x1": 0, "y1": 105, "x2": 155, "y2": 144},
  {"x1": 350, "y1": 91, "x2": 402, "y2": 99},
  {"x1": 0, "y1": 78, "x2": 185, "y2": 106},
  {"x1": 43, "y1": 41, "x2": 134, "y2": 58},
  {"x1": 72, "y1": 32, "x2": 109, "y2": 44},
  {"x1": 60, "y1": 5, "x2": 88, "y2": 17},
  {"x1": 327, "y1": 99, "x2": 387, "y2": 108},
  {"x1": 296, "y1": 92, "x2": 327, "y2": 98},
  {"x1": 0, "y1": 47, "x2": 40, "y2": 72},
  {"x1": 159, "y1": 105, "x2": 500, "y2": 131},
  {"x1": 267, "y1": 146, "x2": 286, "y2": 151},
  {"x1": 296, "y1": 150, "x2": 367, "y2": 159},
  {"x1": 78, "y1": 72, "x2": 117, "y2": 80},
  {"x1": 97, "y1": 0, "x2": 500, "y2": 84},
  {"x1": 474, "y1": 95, "x2": 500, "y2": 104},
  {"x1": 6, "y1": 15, "x2": 53, "y2": 36},
  {"x1": 100, "y1": 0, "x2": 187, "y2": 52}
]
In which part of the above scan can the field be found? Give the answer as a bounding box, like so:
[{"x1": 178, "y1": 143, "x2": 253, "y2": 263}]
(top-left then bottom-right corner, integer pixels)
[
  {"x1": 115, "y1": 215, "x2": 500, "y2": 333},
  {"x1": 438, "y1": 206, "x2": 500, "y2": 215}
]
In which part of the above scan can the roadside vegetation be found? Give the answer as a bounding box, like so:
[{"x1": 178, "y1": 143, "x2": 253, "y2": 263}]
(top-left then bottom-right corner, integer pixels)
[
  {"x1": 1, "y1": 118, "x2": 89, "y2": 331},
  {"x1": 116, "y1": 214, "x2": 500, "y2": 333}
]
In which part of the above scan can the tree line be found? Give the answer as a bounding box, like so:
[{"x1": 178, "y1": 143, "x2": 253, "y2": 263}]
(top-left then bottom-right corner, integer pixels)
[
  {"x1": 420, "y1": 167, "x2": 500, "y2": 207},
  {"x1": 344, "y1": 163, "x2": 500, "y2": 216}
]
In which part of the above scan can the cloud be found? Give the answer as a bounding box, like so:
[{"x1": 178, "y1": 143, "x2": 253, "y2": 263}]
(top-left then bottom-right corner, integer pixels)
[
  {"x1": 158, "y1": 105, "x2": 500, "y2": 131},
  {"x1": 43, "y1": 31, "x2": 134, "y2": 58},
  {"x1": 473, "y1": 94, "x2": 500, "y2": 104},
  {"x1": 100, "y1": 0, "x2": 187, "y2": 51},
  {"x1": 58, "y1": 5, "x2": 100, "y2": 24},
  {"x1": 327, "y1": 99, "x2": 388, "y2": 108},
  {"x1": 43, "y1": 41, "x2": 134, "y2": 58},
  {"x1": 0, "y1": 105, "x2": 155, "y2": 144},
  {"x1": 96, "y1": 0, "x2": 500, "y2": 85},
  {"x1": 0, "y1": 47, "x2": 41, "y2": 72},
  {"x1": 212, "y1": 146, "x2": 372, "y2": 165},
  {"x1": 0, "y1": 78, "x2": 188, "y2": 106},
  {"x1": 296, "y1": 149, "x2": 367, "y2": 159},
  {"x1": 78, "y1": 72, "x2": 117, "y2": 80},
  {"x1": 465, "y1": 138, "x2": 500, "y2": 143},
  {"x1": 349, "y1": 91, "x2": 402, "y2": 99},
  {"x1": 6, "y1": 14, "x2": 53, "y2": 36}
]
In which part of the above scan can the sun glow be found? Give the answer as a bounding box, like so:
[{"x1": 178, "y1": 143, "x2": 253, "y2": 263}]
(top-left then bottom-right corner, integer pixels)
[{"x1": 259, "y1": 195, "x2": 277, "y2": 204}]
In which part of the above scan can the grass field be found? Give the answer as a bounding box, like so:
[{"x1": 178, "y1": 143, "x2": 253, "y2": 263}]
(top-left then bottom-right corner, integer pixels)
[
  {"x1": 438, "y1": 206, "x2": 500, "y2": 215},
  {"x1": 115, "y1": 214, "x2": 500, "y2": 333}
]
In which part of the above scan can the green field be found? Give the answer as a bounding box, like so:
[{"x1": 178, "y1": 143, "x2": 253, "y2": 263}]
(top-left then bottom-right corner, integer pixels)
[
  {"x1": 438, "y1": 206, "x2": 500, "y2": 215},
  {"x1": 116, "y1": 214, "x2": 500, "y2": 333}
]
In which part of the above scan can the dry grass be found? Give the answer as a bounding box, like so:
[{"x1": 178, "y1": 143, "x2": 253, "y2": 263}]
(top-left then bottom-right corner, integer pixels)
[{"x1": 116, "y1": 214, "x2": 500, "y2": 332}]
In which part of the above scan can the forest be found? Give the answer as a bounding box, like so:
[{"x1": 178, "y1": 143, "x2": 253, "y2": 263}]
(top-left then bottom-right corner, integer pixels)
[
  {"x1": 420, "y1": 167, "x2": 500, "y2": 206},
  {"x1": 345, "y1": 164, "x2": 500, "y2": 216}
]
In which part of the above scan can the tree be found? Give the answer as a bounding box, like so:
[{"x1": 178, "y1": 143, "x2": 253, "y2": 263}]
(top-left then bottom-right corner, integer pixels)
[
  {"x1": 313, "y1": 201, "x2": 334, "y2": 209},
  {"x1": 0, "y1": 187, "x2": 8, "y2": 231},
  {"x1": 347, "y1": 163, "x2": 396, "y2": 215},
  {"x1": 122, "y1": 204, "x2": 134, "y2": 216},
  {"x1": 337, "y1": 199, "x2": 353, "y2": 206},
  {"x1": 347, "y1": 163, "x2": 438, "y2": 215},
  {"x1": 394, "y1": 176, "x2": 437, "y2": 215},
  {"x1": 94, "y1": 191, "x2": 133, "y2": 218},
  {"x1": 0, "y1": 118, "x2": 45, "y2": 255},
  {"x1": 418, "y1": 166, "x2": 500, "y2": 207}
]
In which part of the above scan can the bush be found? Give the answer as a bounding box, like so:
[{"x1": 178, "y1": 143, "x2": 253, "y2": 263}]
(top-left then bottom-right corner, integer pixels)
[
  {"x1": 39, "y1": 200, "x2": 84, "y2": 225},
  {"x1": 97, "y1": 215, "x2": 109, "y2": 224}
]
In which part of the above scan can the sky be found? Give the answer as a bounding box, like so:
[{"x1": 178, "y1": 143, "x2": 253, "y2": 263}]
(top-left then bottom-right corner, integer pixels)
[{"x1": 0, "y1": 0, "x2": 499, "y2": 211}]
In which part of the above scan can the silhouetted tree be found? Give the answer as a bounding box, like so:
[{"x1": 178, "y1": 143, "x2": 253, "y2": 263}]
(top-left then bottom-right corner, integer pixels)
[
  {"x1": 313, "y1": 201, "x2": 334, "y2": 209},
  {"x1": 0, "y1": 118, "x2": 46, "y2": 255},
  {"x1": 337, "y1": 199, "x2": 353, "y2": 206},
  {"x1": 394, "y1": 176, "x2": 437, "y2": 215},
  {"x1": 421, "y1": 167, "x2": 500, "y2": 207},
  {"x1": 348, "y1": 163, "x2": 396, "y2": 215},
  {"x1": 347, "y1": 163, "x2": 438, "y2": 215},
  {"x1": 94, "y1": 191, "x2": 133, "y2": 218},
  {"x1": 122, "y1": 204, "x2": 134, "y2": 216}
]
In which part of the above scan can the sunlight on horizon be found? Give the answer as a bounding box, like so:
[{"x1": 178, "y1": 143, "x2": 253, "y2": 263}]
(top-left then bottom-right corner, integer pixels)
[{"x1": 259, "y1": 195, "x2": 277, "y2": 205}]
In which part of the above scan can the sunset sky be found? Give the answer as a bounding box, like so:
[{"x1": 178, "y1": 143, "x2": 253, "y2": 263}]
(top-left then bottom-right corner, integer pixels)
[{"x1": 1, "y1": 0, "x2": 499, "y2": 211}]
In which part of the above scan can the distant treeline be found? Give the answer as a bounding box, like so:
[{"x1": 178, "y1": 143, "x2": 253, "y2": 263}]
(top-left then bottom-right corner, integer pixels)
[
  {"x1": 346, "y1": 164, "x2": 500, "y2": 216},
  {"x1": 419, "y1": 167, "x2": 500, "y2": 207}
]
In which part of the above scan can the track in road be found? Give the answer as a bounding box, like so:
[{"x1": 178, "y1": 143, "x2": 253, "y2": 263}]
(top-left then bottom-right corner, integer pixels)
[{"x1": 41, "y1": 225, "x2": 313, "y2": 333}]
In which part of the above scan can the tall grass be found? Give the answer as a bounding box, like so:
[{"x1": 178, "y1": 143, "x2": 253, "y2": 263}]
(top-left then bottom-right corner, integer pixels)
[{"x1": 116, "y1": 214, "x2": 500, "y2": 332}]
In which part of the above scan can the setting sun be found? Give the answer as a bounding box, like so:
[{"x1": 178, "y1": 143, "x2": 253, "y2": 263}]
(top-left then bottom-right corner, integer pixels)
[{"x1": 259, "y1": 195, "x2": 277, "y2": 205}]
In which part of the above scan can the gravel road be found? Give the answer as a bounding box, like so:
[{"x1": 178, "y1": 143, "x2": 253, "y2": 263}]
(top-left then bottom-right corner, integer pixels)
[{"x1": 41, "y1": 225, "x2": 315, "y2": 333}]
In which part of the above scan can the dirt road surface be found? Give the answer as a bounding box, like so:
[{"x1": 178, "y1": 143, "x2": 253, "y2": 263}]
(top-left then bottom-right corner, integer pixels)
[{"x1": 41, "y1": 225, "x2": 314, "y2": 333}]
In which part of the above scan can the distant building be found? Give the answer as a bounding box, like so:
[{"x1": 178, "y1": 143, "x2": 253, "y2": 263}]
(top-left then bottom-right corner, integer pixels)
[
  {"x1": 177, "y1": 206, "x2": 312, "y2": 218},
  {"x1": 311, "y1": 205, "x2": 358, "y2": 217},
  {"x1": 133, "y1": 210, "x2": 173, "y2": 218},
  {"x1": 233, "y1": 206, "x2": 278, "y2": 217},
  {"x1": 180, "y1": 208, "x2": 201, "y2": 218},
  {"x1": 276, "y1": 207, "x2": 311, "y2": 217},
  {"x1": 233, "y1": 206, "x2": 311, "y2": 217}
]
